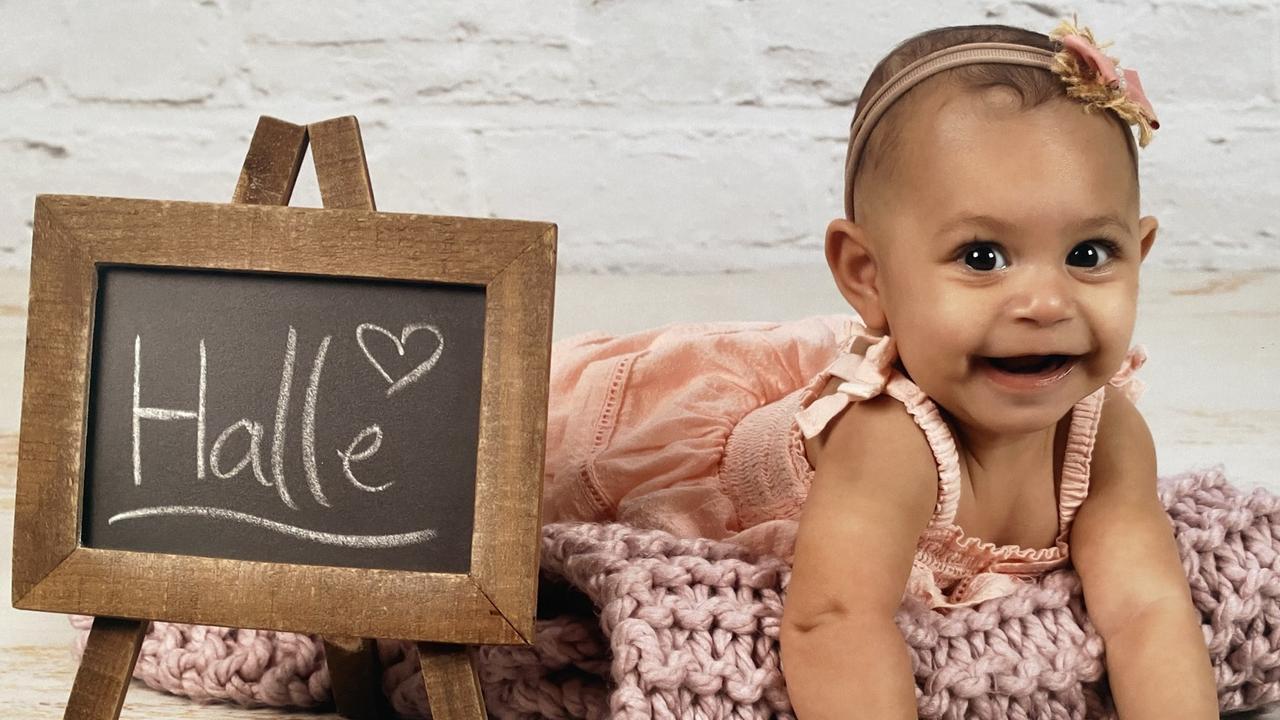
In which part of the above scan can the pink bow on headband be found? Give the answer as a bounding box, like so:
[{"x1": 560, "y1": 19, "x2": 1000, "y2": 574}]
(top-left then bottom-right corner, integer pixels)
[{"x1": 1059, "y1": 34, "x2": 1160, "y2": 129}]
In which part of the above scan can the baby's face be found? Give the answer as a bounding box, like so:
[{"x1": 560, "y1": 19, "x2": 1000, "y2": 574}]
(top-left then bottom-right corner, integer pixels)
[{"x1": 863, "y1": 86, "x2": 1158, "y2": 436}]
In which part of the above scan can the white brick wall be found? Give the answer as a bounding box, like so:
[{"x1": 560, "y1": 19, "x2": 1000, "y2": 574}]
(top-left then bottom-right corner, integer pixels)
[{"x1": 2, "y1": 0, "x2": 1276, "y2": 272}]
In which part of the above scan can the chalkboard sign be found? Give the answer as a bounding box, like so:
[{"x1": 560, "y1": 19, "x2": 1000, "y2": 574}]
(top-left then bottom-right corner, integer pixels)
[
  {"x1": 13, "y1": 195, "x2": 555, "y2": 645},
  {"x1": 84, "y1": 265, "x2": 485, "y2": 573}
]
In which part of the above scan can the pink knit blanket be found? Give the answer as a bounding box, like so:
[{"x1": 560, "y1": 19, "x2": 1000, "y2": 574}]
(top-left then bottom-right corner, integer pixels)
[{"x1": 71, "y1": 467, "x2": 1280, "y2": 719}]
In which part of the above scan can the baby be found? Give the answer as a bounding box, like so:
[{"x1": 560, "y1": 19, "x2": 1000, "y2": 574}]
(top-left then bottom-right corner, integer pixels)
[{"x1": 541, "y1": 17, "x2": 1217, "y2": 719}]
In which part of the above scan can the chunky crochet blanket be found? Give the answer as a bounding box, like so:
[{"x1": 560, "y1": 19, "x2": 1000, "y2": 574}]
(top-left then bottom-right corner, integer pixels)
[{"x1": 70, "y1": 467, "x2": 1280, "y2": 719}]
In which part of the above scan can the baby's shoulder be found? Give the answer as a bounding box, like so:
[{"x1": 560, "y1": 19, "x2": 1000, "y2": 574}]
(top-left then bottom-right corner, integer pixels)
[
  {"x1": 804, "y1": 380, "x2": 936, "y2": 489},
  {"x1": 1089, "y1": 385, "x2": 1157, "y2": 493}
]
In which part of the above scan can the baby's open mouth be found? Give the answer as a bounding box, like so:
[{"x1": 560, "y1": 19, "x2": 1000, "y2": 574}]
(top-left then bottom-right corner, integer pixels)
[{"x1": 981, "y1": 354, "x2": 1075, "y2": 375}]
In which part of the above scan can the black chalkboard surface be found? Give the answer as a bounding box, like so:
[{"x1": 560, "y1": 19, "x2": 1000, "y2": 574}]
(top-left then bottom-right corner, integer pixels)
[{"x1": 82, "y1": 264, "x2": 486, "y2": 573}]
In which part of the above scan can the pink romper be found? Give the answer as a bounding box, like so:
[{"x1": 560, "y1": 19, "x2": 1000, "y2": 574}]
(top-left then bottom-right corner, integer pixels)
[{"x1": 541, "y1": 315, "x2": 1147, "y2": 609}]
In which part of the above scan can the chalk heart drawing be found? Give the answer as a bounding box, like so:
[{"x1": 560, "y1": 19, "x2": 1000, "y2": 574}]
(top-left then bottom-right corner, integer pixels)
[{"x1": 356, "y1": 322, "x2": 445, "y2": 397}]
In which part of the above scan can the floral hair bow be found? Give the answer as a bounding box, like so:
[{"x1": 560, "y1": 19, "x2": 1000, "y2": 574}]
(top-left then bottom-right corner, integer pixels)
[{"x1": 1049, "y1": 15, "x2": 1161, "y2": 147}]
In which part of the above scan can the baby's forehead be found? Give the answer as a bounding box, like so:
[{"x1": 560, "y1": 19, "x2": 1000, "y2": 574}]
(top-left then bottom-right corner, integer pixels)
[
  {"x1": 861, "y1": 91, "x2": 1139, "y2": 230},
  {"x1": 895, "y1": 79, "x2": 1057, "y2": 143},
  {"x1": 887, "y1": 82, "x2": 1134, "y2": 178},
  {"x1": 860, "y1": 79, "x2": 1012, "y2": 184}
]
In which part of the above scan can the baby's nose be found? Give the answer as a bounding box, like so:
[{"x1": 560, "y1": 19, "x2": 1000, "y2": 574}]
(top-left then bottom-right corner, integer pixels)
[{"x1": 1008, "y1": 270, "x2": 1074, "y2": 326}]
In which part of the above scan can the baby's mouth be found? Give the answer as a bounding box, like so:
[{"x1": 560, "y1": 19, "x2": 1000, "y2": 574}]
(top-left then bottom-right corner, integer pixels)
[
  {"x1": 977, "y1": 353, "x2": 1081, "y2": 391},
  {"x1": 982, "y1": 354, "x2": 1075, "y2": 375}
]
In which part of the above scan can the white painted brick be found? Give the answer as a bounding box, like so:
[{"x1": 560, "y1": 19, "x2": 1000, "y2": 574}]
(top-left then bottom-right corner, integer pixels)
[
  {"x1": 0, "y1": 0, "x2": 1276, "y2": 272},
  {"x1": 0, "y1": 2, "x2": 68, "y2": 99},
  {"x1": 471, "y1": 126, "x2": 840, "y2": 272},
  {"x1": 241, "y1": 1, "x2": 576, "y2": 47},
  {"x1": 9, "y1": 2, "x2": 243, "y2": 105},
  {"x1": 1138, "y1": 105, "x2": 1280, "y2": 269},
  {"x1": 742, "y1": 2, "x2": 922, "y2": 106},
  {"x1": 1123, "y1": 1, "x2": 1277, "y2": 105},
  {"x1": 573, "y1": 2, "x2": 761, "y2": 105},
  {"x1": 354, "y1": 120, "x2": 475, "y2": 215},
  {"x1": 240, "y1": 38, "x2": 578, "y2": 106}
]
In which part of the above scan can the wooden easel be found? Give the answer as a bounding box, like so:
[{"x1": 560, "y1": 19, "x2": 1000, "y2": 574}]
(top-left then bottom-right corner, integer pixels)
[{"x1": 64, "y1": 115, "x2": 488, "y2": 720}]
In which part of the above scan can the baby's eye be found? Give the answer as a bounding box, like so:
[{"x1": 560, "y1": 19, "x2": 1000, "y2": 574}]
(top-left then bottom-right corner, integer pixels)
[
  {"x1": 1066, "y1": 240, "x2": 1117, "y2": 268},
  {"x1": 960, "y1": 243, "x2": 1008, "y2": 272}
]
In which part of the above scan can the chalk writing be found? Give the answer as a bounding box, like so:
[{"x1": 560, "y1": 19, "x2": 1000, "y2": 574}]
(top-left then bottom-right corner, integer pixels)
[
  {"x1": 357, "y1": 322, "x2": 445, "y2": 397},
  {"x1": 108, "y1": 506, "x2": 437, "y2": 548},
  {"x1": 118, "y1": 321, "x2": 446, "y2": 545}
]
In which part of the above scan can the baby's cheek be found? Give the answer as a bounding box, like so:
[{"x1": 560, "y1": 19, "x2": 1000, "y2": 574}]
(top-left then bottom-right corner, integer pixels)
[
  {"x1": 1089, "y1": 282, "x2": 1139, "y2": 324},
  {"x1": 1089, "y1": 298, "x2": 1138, "y2": 351},
  {"x1": 1081, "y1": 331, "x2": 1132, "y2": 387}
]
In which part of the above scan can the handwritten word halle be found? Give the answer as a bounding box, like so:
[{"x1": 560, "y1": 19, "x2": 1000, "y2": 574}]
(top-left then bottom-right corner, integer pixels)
[{"x1": 129, "y1": 325, "x2": 438, "y2": 510}]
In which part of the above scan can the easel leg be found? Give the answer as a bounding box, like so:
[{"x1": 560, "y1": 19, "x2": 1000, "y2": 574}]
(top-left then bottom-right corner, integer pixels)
[
  {"x1": 233, "y1": 116, "x2": 308, "y2": 205},
  {"x1": 63, "y1": 617, "x2": 146, "y2": 720},
  {"x1": 308, "y1": 116, "x2": 376, "y2": 210},
  {"x1": 323, "y1": 636, "x2": 393, "y2": 719},
  {"x1": 418, "y1": 642, "x2": 488, "y2": 720}
]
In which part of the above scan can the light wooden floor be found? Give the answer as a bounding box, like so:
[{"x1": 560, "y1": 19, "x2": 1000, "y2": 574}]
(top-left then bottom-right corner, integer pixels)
[{"x1": 2, "y1": 266, "x2": 1277, "y2": 718}]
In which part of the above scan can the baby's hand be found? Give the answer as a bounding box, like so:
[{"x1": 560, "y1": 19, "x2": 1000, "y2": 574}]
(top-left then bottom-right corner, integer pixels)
[{"x1": 1070, "y1": 388, "x2": 1216, "y2": 719}]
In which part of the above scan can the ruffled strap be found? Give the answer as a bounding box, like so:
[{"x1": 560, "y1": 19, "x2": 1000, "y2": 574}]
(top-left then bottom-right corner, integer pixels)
[
  {"x1": 793, "y1": 333, "x2": 896, "y2": 439},
  {"x1": 1108, "y1": 345, "x2": 1148, "y2": 403}
]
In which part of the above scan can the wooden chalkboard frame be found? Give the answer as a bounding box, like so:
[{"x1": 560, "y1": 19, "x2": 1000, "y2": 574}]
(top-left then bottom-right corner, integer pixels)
[{"x1": 13, "y1": 193, "x2": 556, "y2": 647}]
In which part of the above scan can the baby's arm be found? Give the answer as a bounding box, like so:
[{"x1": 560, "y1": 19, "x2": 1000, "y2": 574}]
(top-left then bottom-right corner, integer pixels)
[
  {"x1": 780, "y1": 394, "x2": 938, "y2": 720},
  {"x1": 1070, "y1": 389, "x2": 1217, "y2": 719}
]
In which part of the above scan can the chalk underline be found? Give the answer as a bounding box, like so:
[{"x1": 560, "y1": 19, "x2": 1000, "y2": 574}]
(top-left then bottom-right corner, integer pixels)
[{"x1": 106, "y1": 506, "x2": 438, "y2": 548}]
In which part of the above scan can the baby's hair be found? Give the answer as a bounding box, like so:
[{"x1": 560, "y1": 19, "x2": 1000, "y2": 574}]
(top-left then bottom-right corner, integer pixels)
[{"x1": 849, "y1": 23, "x2": 1140, "y2": 220}]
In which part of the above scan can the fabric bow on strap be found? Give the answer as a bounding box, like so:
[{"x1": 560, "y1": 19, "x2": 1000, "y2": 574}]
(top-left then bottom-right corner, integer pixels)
[
  {"x1": 1107, "y1": 344, "x2": 1148, "y2": 404},
  {"x1": 794, "y1": 333, "x2": 897, "y2": 440}
]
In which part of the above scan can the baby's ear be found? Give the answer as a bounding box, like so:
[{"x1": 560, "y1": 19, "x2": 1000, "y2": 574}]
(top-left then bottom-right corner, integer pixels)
[
  {"x1": 825, "y1": 218, "x2": 886, "y2": 330},
  {"x1": 1137, "y1": 215, "x2": 1159, "y2": 262}
]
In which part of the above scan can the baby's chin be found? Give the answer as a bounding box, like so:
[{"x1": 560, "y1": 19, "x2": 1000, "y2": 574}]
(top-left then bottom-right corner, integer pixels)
[
  {"x1": 931, "y1": 387, "x2": 1098, "y2": 440},
  {"x1": 902, "y1": 357, "x2": 1112, "y2": 436}
]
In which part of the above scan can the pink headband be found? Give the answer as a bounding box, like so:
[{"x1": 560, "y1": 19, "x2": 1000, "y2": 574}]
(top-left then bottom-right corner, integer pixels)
[{"x1": 843, "y1": 21, "x2": 1161, "y2": 220}]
